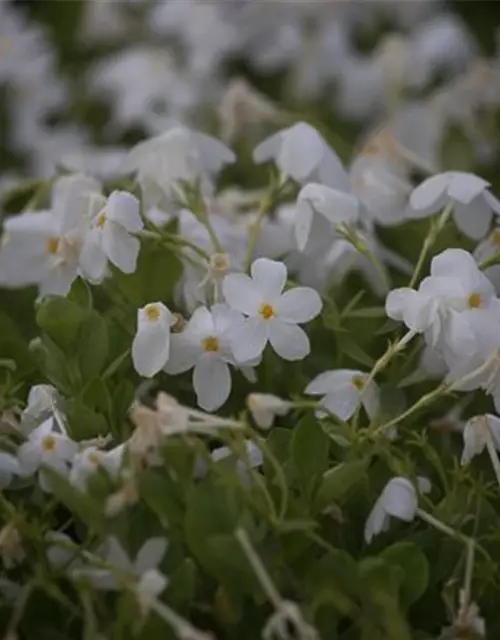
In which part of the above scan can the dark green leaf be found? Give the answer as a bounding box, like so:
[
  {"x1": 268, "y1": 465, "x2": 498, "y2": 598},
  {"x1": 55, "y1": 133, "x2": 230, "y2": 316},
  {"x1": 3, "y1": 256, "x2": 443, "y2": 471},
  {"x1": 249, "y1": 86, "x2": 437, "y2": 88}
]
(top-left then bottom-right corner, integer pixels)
[
  {"x1": 381, "y1": 542, "x2": 429, "y2": 607},
  {"x1": 314, "y1": 459, "x2": 369, "y2": 512},
  {"x1": 77, "y1": 311, "x2": 109, "y2": 382},
  {"x1": 290, "y1": 414, "x2": 329, "y2": 499},
  {"x1": 36, "y1": 296, "x2": 86, "y2": 351}
]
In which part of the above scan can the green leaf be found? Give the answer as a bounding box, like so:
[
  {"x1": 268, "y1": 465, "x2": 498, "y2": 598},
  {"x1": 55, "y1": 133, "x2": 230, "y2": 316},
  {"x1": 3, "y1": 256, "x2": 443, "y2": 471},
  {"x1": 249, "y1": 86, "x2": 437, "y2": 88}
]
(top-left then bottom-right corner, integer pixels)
[
  {"x1": 314, "y1": 459, "x2": 369, "y2": 512},
  {"x1": 139, "y1": 469, "x2": 186, "y2": 528},
  {"x1": 111, "y1": 242, "x2": 182, "y2": 306},
  {"x1": 65, "y1": 399, "x2": 108, "y2": 440},
  {"x1": 82, "y1": 377, "x2": 111, "y2": 416},
  {"x1": 339, "y1": 336, "x2": 374, "y2": 367},
  {"x1": 77, "y1": 311, "x2": 109, "y2": 382},
  {"x1": 43, "y1": 467, "x2": 107, "y2": 535},
  {"x1": 381, "y1": 542, "x2": 429, "y2": 607},
  {"x1": 306, "y1": 549, "x2": 360, "y2": 619},
  {"x1": 36, "y1": 296, "x2": 86, "y2": 352},
  {"x1": 166, "y1": 559, "x2": 197, "y2": 609},
  {"x1": 344, "y1": 306, "x2": 386, "y2": 319},
  {"x1": 290, "y1": 414, "x2": 329, "y2": 499},
  {"x1": 0, "y1": 311, "x2": 35, "y2": 377}
]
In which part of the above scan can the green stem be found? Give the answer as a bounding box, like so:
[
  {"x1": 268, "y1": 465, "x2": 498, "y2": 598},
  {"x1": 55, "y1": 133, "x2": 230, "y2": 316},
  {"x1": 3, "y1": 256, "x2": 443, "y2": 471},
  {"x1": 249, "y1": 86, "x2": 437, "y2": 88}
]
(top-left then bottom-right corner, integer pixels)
[
  {"x1": 409, "y1": 202, "x2": 453, "y2": 289},
  {"x1": 244, "y1": 198, "x2": 271, "y2": 272}
]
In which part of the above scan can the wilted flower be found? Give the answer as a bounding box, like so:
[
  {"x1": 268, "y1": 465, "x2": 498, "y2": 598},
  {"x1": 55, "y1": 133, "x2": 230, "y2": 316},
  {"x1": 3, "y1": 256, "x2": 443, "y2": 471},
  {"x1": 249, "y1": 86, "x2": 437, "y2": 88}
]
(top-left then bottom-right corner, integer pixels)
[{"x1": 246, "y1": 393, "x2": 292, "y2": 429}]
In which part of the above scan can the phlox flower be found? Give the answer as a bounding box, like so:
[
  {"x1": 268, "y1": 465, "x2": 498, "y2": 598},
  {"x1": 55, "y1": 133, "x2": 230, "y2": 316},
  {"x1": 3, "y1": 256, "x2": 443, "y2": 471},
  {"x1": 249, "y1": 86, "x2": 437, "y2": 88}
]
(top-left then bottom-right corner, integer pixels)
[
  {"x1": 407, "y1": 171, "x2": 500, "y2": 240},
  {"x1": 17, "y1": 418, "x2": 78, "y2": 492},
  {"x1": 386, "y1": 249, "x2": 500, "y2": 364},
  {"x1": 253, "y1": 122, "x2": 349, "y2": 190},
  {"x1": 80, "y1": 190, "x2": 143, "y2": 281},
  {"x1": 461, "y1": 414, "x2": 500, "y2": 465},
  {"x1": 69, "y1": 445, "x2": 125, "y2": 491},
  {"x1": 222, "y1": 258, "x2": 322, "y2": 363},
  {"x1": 295, "y1": 182, "x2": 359, "y2": 251},
  {"x1": 0, "y1": 174, "x2": 101, "y2": 296},
  {"x1": 0, "y1": 452, "x2": 21, "y2": 488},
  {"x1": 132, "y1": 302, "x2": 174, "y2": 378},
  {"x1": 72, "y1": 536, "x2": 168, "y2": 597},
  {"x1": 474, "y1": 227, "x2": 500, "y2": 294},
  {"x1": 246, "y1": 393, "x2": 292, "y2": 430},
  {"x1": 164, "y1": 304, "x2": 253, "y2": 412},
  {"x1": 305, "y1": 369, "x2": 379, "y2": 422},
  {"x1": 364, "y1": 476, "x2": 431, "y2": 543},
  {"x1": 120, "y1": 125, "x2": 235, "y2": 210}
]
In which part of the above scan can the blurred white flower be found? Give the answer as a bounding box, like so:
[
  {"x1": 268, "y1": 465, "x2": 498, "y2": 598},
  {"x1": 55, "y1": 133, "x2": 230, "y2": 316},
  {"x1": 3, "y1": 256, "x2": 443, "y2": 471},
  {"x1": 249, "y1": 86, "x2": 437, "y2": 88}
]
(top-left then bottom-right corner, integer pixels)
[
  {"x1": 295, "y1": 183, "x2": 359, "y2": 251},
  {"x1": 408, "y1": 172, "x2": 500, "y2": 240},
  {"x1": 17, "y1": 418, "x2": 78, "y2": 492},
  {"x1": 461, "y1": 414, "x2": 500, "y2": 465},
  {"x1": 305, "y1": 369, "x2": 379, "y2": 422},
  {"x1": 69, "y1": 445, "x2": 125, "y2": 492},
  {"x1": 223, "y1": 258, "x2": 322, "y2": 362},
  {"x1": 253, "y1": 122, "x2": 348, "y2": 190},
  {"x1": 364, "y1": 476, "x2": 431, "y2": 543},
  {"x1": 0, "y1": 453, "x2": 21, "y2": 489},
  {"x1": 121, "y1": 126, "x2": 235, "y2": 210},
  {"x1": 246, "y1": 393, "x2": 292, "y2": 429}
]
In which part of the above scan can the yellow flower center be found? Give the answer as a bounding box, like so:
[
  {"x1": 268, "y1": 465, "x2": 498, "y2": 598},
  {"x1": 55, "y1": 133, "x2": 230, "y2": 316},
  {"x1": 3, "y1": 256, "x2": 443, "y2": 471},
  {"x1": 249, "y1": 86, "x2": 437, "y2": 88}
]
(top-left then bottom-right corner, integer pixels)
[
  {"x1": 492, "y1": 229, "x2": 500, "y2": 247},
  {"x1": 145, "y1": 304, "x2": 161, "y2": 322},
  {"x1": 96, "y1": 212, "x2": 107, "y2": 229},
  {"x1": 45, "y1": 236, "x2": 60, "y2": 255},
  {"x1": 87, "y1": 452, "x2": 101, "y2": 465},
  {"x1": 468, "y1": 293, "x2": 482, "y2": 309},
  {"x1": 259, "y1": 303, "x2": 275, "y2": 320},
  {"x1": 202, "y1": 336, "x2": 220, "y2": 352},
  {"x1": 42, "y1": 436, "x2": 56, "y2": 452},
  {"x1": 351, "y1": 375, "x2": 365, "y2": 391}
]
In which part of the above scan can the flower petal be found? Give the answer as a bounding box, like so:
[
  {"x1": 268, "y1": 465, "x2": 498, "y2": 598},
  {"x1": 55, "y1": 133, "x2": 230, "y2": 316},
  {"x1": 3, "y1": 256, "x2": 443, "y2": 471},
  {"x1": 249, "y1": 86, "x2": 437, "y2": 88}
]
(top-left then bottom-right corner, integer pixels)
[
  {"x1": 135, "y1": 537, "x2": 168, "y2": 573},
  {"x1": 132, "y1": 323, "x2": 170, "y2": 378},
  {"x1": 294, "y1": 198, "x2": 314, "y2": 252},
  {"x1": 447, "y1": 172, "x2": 489, "y2": 204},
  {"x1": 231, "y1": 316, "x2": 268, "y2": 362},
  {"x1": 251, "y1": 258, "x2": 287, "y2": 301},
  {"x1": 106, "y1": 191, "x2": 143, "y2": 232},
  {"x1": 163, "y1": 333, "x2": 201, "y2": 375},
  {"x1": 268, "y1": 320, "x2": 310, "y2": 361},
  {"x1": 305, "y1": 369, "x2": 357, "y2": 395},
  {"x1": 276, "y1": 287, "x2": 322, "y2": 323},
  {"x1": 453, "y1": 198, "x2": 492, "y2": 240},
  {"x1": 409, "y1": 173, "x2": 449, "y2": 213},
  {"x1": 322, "y1": 386, "x2": 359, "y2": 421},
  {"x1": 193, "y1": 357, "x2": 231, "y2": 411},
  {"x1": 383, "y1": 478, "x2": 418, "y2": 521},
  {"x1": 103, "y1": 224, "x2": 140, "y2": 274},
  {"x1": 222, "y1": 273, "x2": 262, "y2": 316},
  {"x1": 79, "y1": 235, "x2": 108, "y2": 282}
]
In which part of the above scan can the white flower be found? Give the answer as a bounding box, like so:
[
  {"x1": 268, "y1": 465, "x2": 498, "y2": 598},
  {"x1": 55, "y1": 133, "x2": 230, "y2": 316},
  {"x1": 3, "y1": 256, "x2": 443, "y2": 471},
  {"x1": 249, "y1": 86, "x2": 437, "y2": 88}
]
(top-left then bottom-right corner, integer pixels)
[
  {"x1": 136, "y1": 568, "x2": 168, "y2": 617},
  {"x1": 474, "y1": 227, "x2": 500, "y2": 294},
  {"x1": 407, "y1": 172, "x2": 500, "y2": 240},
  {"x1": 207, "y1": 440, "x2": 263, "y2": 486},
  {"x1": 253, "y1": 122, "x2": 348, "y2": 190},
  {"x1": 132, "y1": 302, "x2": 174, "y2": 378},
  {"x1": 295, "y1": 183, "x2": 359, "y2": 251},
  {"x1": 72, "y1": 536, "x2": 168, "y2": 593},
  {"x1": 0, "y1": 452, "x2": 21, "y2": 488},
  {"x1": 0, "y1": 174, "x2": 101, "y2": 296},
  {"x1": 164, "y1": 304, "x2": 251, "y2": 412},
  {"x1": 46, "y1": 531, "x2": 81, "y2": 570},
  {"x1": 364, "y1": 476, "x2": 431, "y2": 543},
  {"x1": 21, "y1": 384, "x2": 58, "y2": 433},
  {"x1": 350, "y1": 155, "x2": 412, "y2": 227},
  {"x1": 386, "y1": 249, "x2": 500, "y2": 364},
  {"x1": 17, "y1": 418, "x2": 78, "y2": 492},
  {"x1": 305, "y1": 369, "x2": 379, "y2": 422},
  {"x1": 121, "y1": 126, "x2": 235, "y2": 209},
  {"x1": 69, "y1": 445, "x2": 125, "y2": 491},
  {"x1": 246, "y1": 393, "x2": 292, "y2": 429},
  {"x1": 461, "y1": 414, "x2": 500, "y2": 465},
  {"x1": 80, "y1": 190, "x2": 142, "y2": 280},
  {"x1": 222, "y1": 258, "x2": 322, "y2": 362}
]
